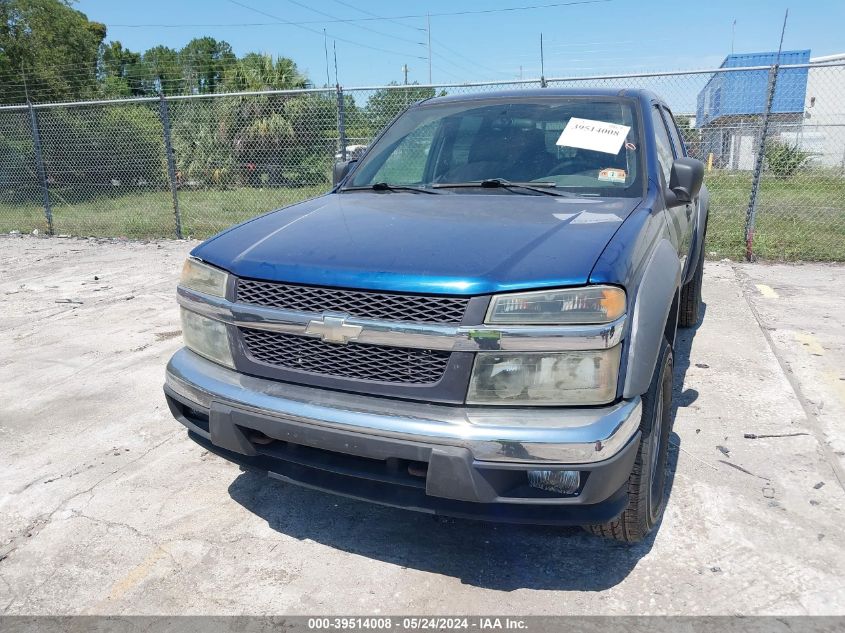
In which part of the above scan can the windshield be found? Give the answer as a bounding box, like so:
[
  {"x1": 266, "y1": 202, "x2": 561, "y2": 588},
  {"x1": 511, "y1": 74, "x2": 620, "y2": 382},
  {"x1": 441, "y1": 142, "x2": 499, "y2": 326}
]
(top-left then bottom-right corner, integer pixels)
[{"x1": 347, "y1": 96, "x2": 643, "y2": 197}]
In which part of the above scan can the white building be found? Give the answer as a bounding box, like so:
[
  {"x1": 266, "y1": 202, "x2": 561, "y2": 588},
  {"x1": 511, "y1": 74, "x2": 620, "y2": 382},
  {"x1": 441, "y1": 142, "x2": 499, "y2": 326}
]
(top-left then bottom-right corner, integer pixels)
[{"x1": 785, "y1": 53, "x2": 845, "y2": 168}]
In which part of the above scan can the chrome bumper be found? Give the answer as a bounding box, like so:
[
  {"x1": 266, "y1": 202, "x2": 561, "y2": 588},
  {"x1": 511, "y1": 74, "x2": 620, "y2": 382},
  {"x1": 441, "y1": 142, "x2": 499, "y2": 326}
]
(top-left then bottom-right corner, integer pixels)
[{"x1": 165, "y1": 348, "x2": 641, "y2": 464}]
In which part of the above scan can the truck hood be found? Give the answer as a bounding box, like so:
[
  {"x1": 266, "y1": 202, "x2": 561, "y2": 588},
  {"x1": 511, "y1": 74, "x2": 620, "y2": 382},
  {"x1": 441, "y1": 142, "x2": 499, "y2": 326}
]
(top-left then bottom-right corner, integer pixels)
[{"x1": 193, "y1": 192, "x2": 640, "y2": 295}]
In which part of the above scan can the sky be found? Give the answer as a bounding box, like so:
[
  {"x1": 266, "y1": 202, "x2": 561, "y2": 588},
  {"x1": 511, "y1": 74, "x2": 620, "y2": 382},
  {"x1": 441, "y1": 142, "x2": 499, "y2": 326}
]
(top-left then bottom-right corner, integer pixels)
[{"x1": 75, "y1": 0, "x2": 844, "y2": 88}]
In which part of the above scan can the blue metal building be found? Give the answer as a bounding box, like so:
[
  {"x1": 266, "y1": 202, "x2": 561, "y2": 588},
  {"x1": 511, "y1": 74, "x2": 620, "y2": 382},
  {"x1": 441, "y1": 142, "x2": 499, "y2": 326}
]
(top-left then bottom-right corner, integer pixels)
[{"x1": 696, "y1": 50, "x2": 810, "y2": 169}]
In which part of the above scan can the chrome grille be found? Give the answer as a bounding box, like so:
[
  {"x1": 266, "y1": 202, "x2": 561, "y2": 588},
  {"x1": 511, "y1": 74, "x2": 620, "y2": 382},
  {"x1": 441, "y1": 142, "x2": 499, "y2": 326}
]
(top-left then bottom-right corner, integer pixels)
[
  {"x1": 236, "y1": 279, "x2": 468, "y2": 324},
  {"x1": 240, "y1": 328, "x2": 450, "y2": 384}
]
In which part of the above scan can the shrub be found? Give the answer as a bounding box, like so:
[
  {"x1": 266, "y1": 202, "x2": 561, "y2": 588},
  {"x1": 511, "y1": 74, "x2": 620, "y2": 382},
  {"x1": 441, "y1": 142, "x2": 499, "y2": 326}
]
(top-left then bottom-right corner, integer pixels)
[
  {"x1": 36, "y1": 104, "x2": 166, "y2": 192},
  {"x1": 765, "y1": 140, "x2": 810, "y2": 179}
]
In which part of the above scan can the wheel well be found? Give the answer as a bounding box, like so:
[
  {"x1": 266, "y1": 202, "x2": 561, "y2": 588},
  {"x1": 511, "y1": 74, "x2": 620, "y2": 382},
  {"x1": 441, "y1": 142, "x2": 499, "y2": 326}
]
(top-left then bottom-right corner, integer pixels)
[{"x1": 663, "y1": 288, "x2": 680, "y2": 348}]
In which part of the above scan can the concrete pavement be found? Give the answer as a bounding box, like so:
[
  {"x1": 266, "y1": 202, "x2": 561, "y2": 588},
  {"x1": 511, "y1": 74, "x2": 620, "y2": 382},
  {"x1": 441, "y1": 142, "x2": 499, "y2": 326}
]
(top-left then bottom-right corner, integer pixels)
[{"x1": 1, "y1": 236, "x2": 843, "y2": 615}]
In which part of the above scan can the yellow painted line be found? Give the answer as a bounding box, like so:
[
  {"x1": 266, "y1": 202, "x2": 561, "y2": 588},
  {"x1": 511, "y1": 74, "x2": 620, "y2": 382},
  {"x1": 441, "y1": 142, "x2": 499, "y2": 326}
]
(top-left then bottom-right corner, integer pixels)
[
  {"x1": 755, "y1": 284, "x2": 779, "y2": 299},
  {"x1": 824, "y1": 371, "x2": 845, "y2": 405},
  {"x1": 105, "y1": 546, "x2": 167, "y2": 602},
  {"x1": 794, "y1": 332, "x2": 825, "y2": 356}
]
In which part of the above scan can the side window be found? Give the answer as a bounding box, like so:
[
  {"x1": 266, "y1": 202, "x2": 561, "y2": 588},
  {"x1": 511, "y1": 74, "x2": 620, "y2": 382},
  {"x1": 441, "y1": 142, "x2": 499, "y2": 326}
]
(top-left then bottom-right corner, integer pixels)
[
  {"x1": 650, "y1": 106, "x2": 674, "y2": 183},
  {"x1": 367, "y1": 120, "x2": 439, "y2": 185},
  {"x1": 661, "y1": 106, "x2": 687, "y2": 158}
]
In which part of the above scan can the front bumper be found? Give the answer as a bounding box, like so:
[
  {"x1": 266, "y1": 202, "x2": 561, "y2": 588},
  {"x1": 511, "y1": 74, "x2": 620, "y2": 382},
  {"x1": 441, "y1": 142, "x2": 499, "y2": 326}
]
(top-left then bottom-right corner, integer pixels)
[{"x1": 165, "y1": 348, "x2": 642, "y2": 525}]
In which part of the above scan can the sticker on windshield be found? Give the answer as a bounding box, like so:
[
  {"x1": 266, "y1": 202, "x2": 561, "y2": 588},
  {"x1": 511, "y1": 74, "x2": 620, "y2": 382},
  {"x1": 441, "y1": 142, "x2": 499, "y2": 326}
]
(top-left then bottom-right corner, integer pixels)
[
  {"x1": 555, "y1": 117, "x2": 631, "y2": 154},
  {"x1": 598, "y1": 168, "x2": 626, "y2": 183}
]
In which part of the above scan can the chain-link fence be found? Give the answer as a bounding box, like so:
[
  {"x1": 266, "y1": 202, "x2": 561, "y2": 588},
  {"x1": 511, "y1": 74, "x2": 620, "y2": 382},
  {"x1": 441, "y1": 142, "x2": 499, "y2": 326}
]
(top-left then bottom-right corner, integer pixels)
[{"x1": 1, "y1": 62, "x2": 844, "y2": 260}]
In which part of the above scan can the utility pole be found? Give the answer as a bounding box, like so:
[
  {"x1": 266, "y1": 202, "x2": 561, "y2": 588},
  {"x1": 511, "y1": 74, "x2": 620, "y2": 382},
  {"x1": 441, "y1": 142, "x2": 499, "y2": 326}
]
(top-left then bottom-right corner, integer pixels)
[
  {"x1": 427, "y1": 14, "x2": 432, "y2": 84},
  {"x1": 323, "y1": 29, "x2": 331, "y2": 88},
  {"x1": 519, "y1": 65, "x2": 523, "y2": 80},
  {"x1": 331, "y1": 40, "x2": 348, "y2": 162},
  {"x1": 731, "y1": 19, "x2": 736, "y2": 54},
  {"x1": 332, "y1": 40, "x2": 339, "y2": 87},
  {"x1": 402, "y1": 64, "x2": 409, "y2": 85},
  {"x1": 540, "y1": 33, "x2": 547, "y2": 87}
]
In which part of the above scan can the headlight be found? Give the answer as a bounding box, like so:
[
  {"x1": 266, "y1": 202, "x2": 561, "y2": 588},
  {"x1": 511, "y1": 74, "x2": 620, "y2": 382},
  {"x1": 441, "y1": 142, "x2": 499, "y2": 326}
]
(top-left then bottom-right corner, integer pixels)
[
  {"x1": 180, "y1": 257, "x2": 229, "y2": 297},
  {"x1": 486, "y1": 286, "x2": 625, "y2": 324},
  {"x1": 467, "y1": 346, "x2": 621, "y2": 405},
  {"x1": 180, "y1": 308, "x2": 234, "y2": 368}
]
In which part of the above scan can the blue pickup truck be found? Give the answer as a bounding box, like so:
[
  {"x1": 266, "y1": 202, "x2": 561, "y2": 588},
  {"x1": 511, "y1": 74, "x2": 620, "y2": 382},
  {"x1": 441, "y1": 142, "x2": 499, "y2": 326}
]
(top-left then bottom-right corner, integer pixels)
[{"x1": 165, "y1": 88, "x2": 707, "y2": 543}]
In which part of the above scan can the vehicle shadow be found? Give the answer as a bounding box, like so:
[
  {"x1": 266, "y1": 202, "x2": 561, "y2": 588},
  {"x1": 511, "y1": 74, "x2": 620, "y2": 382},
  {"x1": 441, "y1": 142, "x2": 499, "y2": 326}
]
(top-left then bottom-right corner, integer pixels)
[
  {"x1": 672, "y1": 301, "x2": 708, "y2": 420},
  {"x1": 225, "y1": 307, "x2": 701, "y2": 592}
]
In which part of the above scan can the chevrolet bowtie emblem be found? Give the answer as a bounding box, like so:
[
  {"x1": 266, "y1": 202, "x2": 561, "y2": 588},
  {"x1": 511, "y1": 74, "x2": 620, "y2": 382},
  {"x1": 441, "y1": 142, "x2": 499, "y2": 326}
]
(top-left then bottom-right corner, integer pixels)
[{"x1": 304, "y1": 314, "x2": 363, "y2": 345}]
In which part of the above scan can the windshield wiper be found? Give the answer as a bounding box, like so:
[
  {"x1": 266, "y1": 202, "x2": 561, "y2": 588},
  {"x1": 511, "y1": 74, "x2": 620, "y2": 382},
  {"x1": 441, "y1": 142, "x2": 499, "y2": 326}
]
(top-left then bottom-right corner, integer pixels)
[
  {"x1": 344, "y1": 182, "x2": 440, "y2": 194},
  {"x1": 432, "y1": 179, "x2": 574, "y2": 197}
]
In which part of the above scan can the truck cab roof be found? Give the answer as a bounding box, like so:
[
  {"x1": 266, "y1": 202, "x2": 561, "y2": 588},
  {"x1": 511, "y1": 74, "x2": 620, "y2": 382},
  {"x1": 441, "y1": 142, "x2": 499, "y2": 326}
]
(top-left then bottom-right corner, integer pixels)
[{"x1": 418, "y1": 87, "x2": 665, "y2": 109}]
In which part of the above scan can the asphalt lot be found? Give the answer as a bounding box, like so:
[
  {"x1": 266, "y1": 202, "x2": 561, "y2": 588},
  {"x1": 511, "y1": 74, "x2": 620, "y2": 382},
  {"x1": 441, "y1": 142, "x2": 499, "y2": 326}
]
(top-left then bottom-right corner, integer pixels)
[{"x1": 1, "y1": 235, "x2": 844, "y2": 615}]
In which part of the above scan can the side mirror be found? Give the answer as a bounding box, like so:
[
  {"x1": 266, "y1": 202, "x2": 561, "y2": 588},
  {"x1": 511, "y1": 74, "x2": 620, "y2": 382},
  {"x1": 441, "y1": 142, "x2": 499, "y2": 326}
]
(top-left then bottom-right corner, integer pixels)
[
  {"x1": 666, "y1": 157, "x2": 704, "y2": 207},
  {"x1": 332, "y1": 159, "x2": 357, "y2": 186}
]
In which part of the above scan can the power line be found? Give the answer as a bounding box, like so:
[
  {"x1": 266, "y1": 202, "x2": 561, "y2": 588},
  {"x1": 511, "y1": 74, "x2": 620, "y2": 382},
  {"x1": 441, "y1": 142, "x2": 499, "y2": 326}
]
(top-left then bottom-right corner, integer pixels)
[
  {"x1": 281, "y1": 0, "x2": 426, "y2": 47},
  {"x1": 321, "y1": 1, "x2": 440, "y2": 84},
  {"x1": 226, "y1": 0, "x2": 427, "y2": 61},
  {"x1": 108, "y1": 0, "x2": 613, "y2": 28},
  {"x1": 281, "y1": 0, "x2": 505, "y2": 84},
  {"x1": 428, "y1": 64, "x2": 464, "y2": 82},
  {"x1": 431, "y1": 38, "x2": 513, "y2": 77},
  {"x1": 543, "y1": 39, "x2": 639, "y2": 49},
  {"x1": 330, "y1": 0, "x2": 426, "y2": 32},
  {"x1": 0, "y1": 0, "x2": 618, "y2": 102},
  {"x1": 429, "y1": 50, "x2": 495, "y2": 81}
]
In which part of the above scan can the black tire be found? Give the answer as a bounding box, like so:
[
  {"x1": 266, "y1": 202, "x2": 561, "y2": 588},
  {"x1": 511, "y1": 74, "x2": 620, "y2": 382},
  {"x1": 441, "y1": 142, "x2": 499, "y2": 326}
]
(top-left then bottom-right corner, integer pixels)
[
  {"x1": 679, "y1": 231, "x2": 706, "y2": 328},
  {"x1": 584, "y1": 338, "x2": 673, "y2": 543}
]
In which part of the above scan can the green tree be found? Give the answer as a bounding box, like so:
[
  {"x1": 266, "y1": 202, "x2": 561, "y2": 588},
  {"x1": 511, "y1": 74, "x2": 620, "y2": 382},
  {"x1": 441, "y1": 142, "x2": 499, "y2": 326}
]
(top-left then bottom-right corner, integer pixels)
[
  {"x1": 364, "y1": 83, "x2": 441, "y2": 136},
  {"x1": 169, "y1": 53, "x2": 332, "y2": 188},
  {"x1": 170, "y1": 91, "x2": 337, "y2": 189},
  {"x1": 179, "y1": 37, "x2": 236, "y2": 95},
  {"x1": 0, "y1": 0, "x2": 106, "y2": 104},
  {"x1": 673, "y1": 115, "x2": 701, "y2": 158},
  {"x1": 36, "y1": 103, "x2": 165, "y2": 191},
  {"x1": 99, "y1": 41, "x2": 142, "y2": 97},
  {"x1": 141, "y1": 45, "x2": 181, "y2": 96}
]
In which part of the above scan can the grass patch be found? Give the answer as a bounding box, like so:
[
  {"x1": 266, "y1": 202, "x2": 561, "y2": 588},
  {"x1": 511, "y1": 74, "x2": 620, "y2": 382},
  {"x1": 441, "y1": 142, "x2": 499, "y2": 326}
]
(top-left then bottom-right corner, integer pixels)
[
  {"x1": 1, "y1": 175, "x2": 843, "y2": 261},
  {"x1": 0, "y1": 185, "x2": 328, "y2": 239},
  {"x1": 705, "y1": 171, "x2": 845, "y2": 261}
]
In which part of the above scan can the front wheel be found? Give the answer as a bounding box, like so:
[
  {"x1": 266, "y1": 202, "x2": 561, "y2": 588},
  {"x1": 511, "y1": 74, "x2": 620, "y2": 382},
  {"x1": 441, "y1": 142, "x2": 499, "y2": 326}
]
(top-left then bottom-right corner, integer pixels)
[
  {"x1": 679, "y1": 230, "x2": 706, "y2": 328},
  {"x1": 584, "y1": 338, "x2": 673, "y2": 543}
]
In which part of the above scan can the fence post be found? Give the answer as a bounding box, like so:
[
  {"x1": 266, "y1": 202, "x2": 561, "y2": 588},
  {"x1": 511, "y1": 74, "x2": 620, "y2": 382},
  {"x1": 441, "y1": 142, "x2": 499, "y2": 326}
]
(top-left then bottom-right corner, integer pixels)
[
  {"x1": 28, "y1": 102, "x2": 54, "y2": 235},
  {"x1": 336, "y1": 85, "x2": 347, "y2": 161},
  {"x1": 743, "y1": 64, "x2": 779, "y2": 261},
  {"x1": 158, "y1": 94, "x2": 183, "y2": 239}
]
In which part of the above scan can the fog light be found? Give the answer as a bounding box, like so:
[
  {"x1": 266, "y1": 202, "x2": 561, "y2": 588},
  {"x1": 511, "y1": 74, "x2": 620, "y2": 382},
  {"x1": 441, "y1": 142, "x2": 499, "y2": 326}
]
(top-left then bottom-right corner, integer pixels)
[{"x1": 527, "y1": 470, "x2": 580, "y2": 494}]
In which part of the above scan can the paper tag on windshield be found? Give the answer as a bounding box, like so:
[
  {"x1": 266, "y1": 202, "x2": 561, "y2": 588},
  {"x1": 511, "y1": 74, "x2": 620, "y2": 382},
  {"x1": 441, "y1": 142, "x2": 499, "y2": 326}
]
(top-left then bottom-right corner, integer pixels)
[{"x1": 556, "y1": 118, "x2": 631, "y2": 154}]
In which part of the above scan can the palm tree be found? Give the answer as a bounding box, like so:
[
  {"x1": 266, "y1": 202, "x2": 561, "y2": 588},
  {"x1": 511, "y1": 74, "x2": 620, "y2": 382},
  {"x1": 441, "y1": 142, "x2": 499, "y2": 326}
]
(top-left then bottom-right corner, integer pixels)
[{"x1": 223, "y1": 53, "x2": 306, "y2": 92}]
